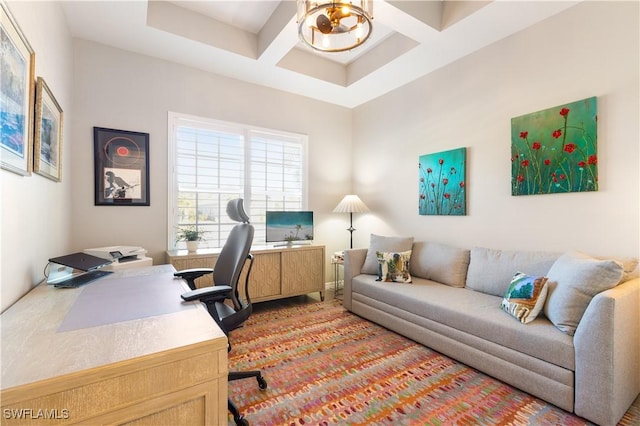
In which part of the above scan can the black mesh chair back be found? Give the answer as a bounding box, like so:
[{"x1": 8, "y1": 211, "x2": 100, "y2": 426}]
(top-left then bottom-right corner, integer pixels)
[
  {"x1": 176, "y1": 198, "x2": 266, "y2": 426},
  {"x1": 212, "y1": 199, "x2": 254, "y2": 331}
]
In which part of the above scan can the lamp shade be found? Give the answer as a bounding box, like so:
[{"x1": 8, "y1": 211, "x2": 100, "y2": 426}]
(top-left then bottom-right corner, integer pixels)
[{"x1": 333, "y1": 195, "x2": 370, "y2": 213}]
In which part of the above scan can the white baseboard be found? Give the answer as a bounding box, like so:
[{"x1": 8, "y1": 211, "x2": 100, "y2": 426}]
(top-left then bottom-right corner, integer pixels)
[{"x1": 325, "y1": 280, "x2": 344, "y2": 290}]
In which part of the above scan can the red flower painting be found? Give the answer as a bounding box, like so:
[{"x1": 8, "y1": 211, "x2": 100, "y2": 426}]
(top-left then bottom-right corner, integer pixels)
[
  {"x1": 419, "y1": 147, "x2": 466, "y2": 215},
  {"x1": 511, "y1": 97, "x2": 598, "y2": 195}
]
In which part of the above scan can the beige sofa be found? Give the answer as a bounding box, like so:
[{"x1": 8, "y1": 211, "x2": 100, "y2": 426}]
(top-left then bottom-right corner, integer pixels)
[{"x1": 342, "y1": 237, "x2": 640, "y2": 426}]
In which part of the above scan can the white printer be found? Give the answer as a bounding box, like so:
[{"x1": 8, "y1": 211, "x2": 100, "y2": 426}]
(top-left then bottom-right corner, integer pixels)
[{"x1": 83, "y1": 246, "x2": 152, "y2": 270}]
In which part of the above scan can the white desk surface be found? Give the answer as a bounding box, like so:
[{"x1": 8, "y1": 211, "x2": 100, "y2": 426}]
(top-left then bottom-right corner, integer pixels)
[{"x1": 1, "y1": 264, "x2": 226, "y2": 391}]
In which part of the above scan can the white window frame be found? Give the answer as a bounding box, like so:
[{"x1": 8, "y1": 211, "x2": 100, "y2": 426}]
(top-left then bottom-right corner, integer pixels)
[{"x1": 168, "y1": 111, "x2": 309, "y2": 250}]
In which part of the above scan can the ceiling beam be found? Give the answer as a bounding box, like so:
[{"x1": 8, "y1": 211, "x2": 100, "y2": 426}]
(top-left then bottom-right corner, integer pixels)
[
  {"x1": 386, "y1": 0, "x2": 443, "y2": 31},
  {"x1": 258, "y1": 1, "x2": 299, "y2": 64},
  {"x1": 375, "y1": 0, "x2": 442, "y2": 42},
  {"x1": 147, "y1": 1, "x2": 257, "y2": 59}
]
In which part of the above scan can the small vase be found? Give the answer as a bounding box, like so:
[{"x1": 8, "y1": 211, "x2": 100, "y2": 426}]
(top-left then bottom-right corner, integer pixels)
[{"x1": 186, "y1": 241, "x2": 199, "y2": 252}]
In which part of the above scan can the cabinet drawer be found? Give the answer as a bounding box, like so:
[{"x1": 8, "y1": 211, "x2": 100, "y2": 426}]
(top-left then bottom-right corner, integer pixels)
[
  {"x1": 281, "y1": 248, "x2": 324, "y2": 296},
  {"x1": 240, "y1": 252, "x2": 281, "y2": 300}
]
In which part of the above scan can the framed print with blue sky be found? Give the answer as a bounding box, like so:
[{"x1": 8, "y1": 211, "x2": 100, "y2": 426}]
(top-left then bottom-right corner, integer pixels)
[
  {"x1": 1, "y1": 2, "x2": 35, "y2": 176},
  {"x1": 34, "y1": 77, "x2": 63, "y2": 181}
]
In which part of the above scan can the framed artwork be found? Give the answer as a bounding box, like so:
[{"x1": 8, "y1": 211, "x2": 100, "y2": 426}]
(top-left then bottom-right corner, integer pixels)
[
  {"x1": 34, "y1": 77, "x2": 63, "y2": 181},
  {"x1": 1, "y1": 2, "x2": 35, "y2": 176},
  {"x1": 511, "y1": 97, "x2": 598, "y2": 196},
  {"x1": 419, "y1": 147, "x2": 466, "y2": 216},
  {"x1": 94, "y1": 127, "x2": 150, "y2": 206}
]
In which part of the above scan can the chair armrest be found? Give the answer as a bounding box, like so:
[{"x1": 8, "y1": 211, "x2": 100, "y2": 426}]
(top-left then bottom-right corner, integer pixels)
[
  {"x1": 181, "y1": 285, "x2": 232, "y2": 302},
  {"x1": 174, "y1": 268, "x2": 214, "y2": 290},
  {"x1": 343, "y1": 248, "x2": 368, "y2": 310},
  {"x1": 174, "y1": 268, "x2": 214, "y2": 280}
]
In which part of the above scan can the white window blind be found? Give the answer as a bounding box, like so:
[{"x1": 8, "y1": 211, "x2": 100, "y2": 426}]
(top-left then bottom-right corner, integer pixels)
[{"x1": 168, "y1": 112, "x2": 308, "y2": 249}]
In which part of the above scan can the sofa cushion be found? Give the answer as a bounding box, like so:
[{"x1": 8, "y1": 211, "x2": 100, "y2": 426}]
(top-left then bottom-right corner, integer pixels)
[
  {"x1": 362, "y1": 234, "x2": 414, "y2": 275},
  {"x1": 606, "y1": 256, "x2": 639, "y2": 283},
  {"x1": 466, "y1": 247, "x2": 559, "y2": 297},
  {"x1": 410, "y1": 241, "x2": 469, "y2": 287},
  {"x1": 351, "y1": 274, "x2": 575, "y2": 370},
  {"x1": 500, "y1": 272, "x2": 549, "y2": 324},
  {"x1": 376, "y1": 250, "x2": 412, "y2": 283},
  {"x1": 544, "y1": 251, "x2": 623, "y2": 336}
]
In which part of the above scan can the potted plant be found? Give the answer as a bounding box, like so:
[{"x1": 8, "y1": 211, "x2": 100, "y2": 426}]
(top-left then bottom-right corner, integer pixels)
[{"x1": 176, "y1": 226, "x2": 206, "y2": 252}]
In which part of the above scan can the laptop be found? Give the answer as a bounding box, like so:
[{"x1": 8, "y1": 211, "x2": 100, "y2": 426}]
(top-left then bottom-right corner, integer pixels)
[
  {"x1": 49, "y1": 252, "x2": 113, "y2": 271},
  {"x1": 47, "y1": 252, "x2": 113, "y2": 288}
]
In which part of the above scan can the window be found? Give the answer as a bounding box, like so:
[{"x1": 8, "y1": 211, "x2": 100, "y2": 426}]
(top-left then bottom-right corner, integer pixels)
[{"x1": 168, "y1": 112, "x2": 308, "y2": 249}]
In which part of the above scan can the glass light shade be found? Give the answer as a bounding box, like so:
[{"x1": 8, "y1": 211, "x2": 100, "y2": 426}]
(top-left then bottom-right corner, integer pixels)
[{"x1": 297, "y1": 1, "x2": 373, "y2": 52}]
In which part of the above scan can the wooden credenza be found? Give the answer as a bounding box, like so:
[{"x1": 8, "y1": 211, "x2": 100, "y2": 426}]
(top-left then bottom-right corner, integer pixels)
[
  {"x1": 0, "y1": 265, "x2": 228, "y2": 425},
  {"x1": 166, "y1": 245, "x2": 325, "y2": 302}
]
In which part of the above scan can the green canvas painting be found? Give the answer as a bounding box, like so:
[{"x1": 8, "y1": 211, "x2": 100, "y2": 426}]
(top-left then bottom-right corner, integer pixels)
[
  {"x1": 419, "y1": 147, "x2": 466, "y2": 216},
  {"x1": 511, "y1": 97, "x2": 598, "y2": 196}
]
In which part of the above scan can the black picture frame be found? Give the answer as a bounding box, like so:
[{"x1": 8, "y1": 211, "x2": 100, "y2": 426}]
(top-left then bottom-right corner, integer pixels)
[{"x1": 94, "y1": 127, "x2": 150, "y2": 206}]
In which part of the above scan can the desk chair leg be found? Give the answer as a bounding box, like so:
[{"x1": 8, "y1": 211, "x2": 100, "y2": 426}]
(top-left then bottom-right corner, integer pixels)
[
  {"x1": 229, "y1": 398, "x2": 249, "y2": 426},
  {"x1": 229, "y1": 371, "x2": 267, "y2": 389},
  {"x1": 228, "y1": 371, "x2": 267, "y2": 425}
]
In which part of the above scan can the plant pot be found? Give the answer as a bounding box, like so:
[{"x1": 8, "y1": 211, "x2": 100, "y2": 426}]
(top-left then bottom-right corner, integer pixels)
[{"x1": 186, "y1": 241, "x2": 199, "y2": 252}]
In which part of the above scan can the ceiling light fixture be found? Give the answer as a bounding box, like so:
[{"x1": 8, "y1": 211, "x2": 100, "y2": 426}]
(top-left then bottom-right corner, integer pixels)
[{"x1": 297, "y1": 1, "x2": 373, "y2": 53}]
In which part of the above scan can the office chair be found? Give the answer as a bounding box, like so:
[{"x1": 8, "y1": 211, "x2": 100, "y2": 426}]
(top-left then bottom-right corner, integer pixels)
[{"x1": 175, "y1": 198, "x2": 267, "y2": 426}]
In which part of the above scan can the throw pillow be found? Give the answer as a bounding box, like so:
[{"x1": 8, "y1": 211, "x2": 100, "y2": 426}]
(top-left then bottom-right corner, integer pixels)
[
  {"x1": 376, "y1": 250, "x2": 412, "y2": 283},
  {"x1": 544, "y1": 251, "x2": 624, "y2": 336},
  {"x1": 362, "y1": 234, "x2": 414, "y2": 275},
  {"x1": 500, "y1": 272, "x2": 548, "y2": 324},
  {"x1": 602, "y1": 256, "x2": 639, "y2": 284},
  {"x1": 410, "y1": 241, "x2": 470, "y2": 288},
  {"x1": 466, "y1": 247, "x2": 559, "y2": 297}
]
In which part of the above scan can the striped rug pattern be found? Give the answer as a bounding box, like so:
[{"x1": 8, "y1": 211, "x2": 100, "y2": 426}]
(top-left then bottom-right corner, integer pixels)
[{"x1": 228, "y1": 300, "x2": 640, "y2": 425}]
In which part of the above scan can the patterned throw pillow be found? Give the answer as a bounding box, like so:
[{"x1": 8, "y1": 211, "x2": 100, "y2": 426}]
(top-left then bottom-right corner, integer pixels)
[
  {"x1": 362, "y1": 234, "x2": 414, "y2": 275},
  {"x1": 500, "y1": 272, "x2": 548, "y2": 324},
  {"x1": 376, "y1": 251, "x2": 412, "y2": 283}
]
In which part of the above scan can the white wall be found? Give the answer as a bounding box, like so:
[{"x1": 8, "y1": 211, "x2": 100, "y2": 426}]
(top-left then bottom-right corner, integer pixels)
[
  {"x1": 3, "y1": 1, "x2": 637, "y2": 313},
  {"x1": 69, "y1": 40, "x2": 354, "y2": 269},
  {"x1": 352, "y1": 1, "x2": 639, "y2": 258},
  {"x1": 1, "y1": 1, "x2": 73, "y2": 312}
]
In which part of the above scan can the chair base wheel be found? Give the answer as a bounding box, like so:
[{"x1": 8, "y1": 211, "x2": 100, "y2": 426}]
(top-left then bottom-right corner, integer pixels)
[
  {"x1": 257, "y1": 375, "x2": 267, "y2": 390},
  {"x1": 229, "y1": 398, "x2": 249, "y2": 425},
  {"x1": 234, "y1": 416, "x2": 249, "y2": 426}
]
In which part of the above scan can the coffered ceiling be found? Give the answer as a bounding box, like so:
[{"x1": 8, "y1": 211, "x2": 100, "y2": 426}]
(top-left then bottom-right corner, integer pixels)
[{"x1": 60, "y1": 1, "x2": 579, "y2": 108}]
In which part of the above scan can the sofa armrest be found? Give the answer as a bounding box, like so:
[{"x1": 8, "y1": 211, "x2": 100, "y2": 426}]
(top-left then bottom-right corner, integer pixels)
[
  {"x1": 574, "y1": 277, "x2": 640, "y2": 426},
  {"x1": 343, "y1": 248, "x2": 368, "y2": 310}
]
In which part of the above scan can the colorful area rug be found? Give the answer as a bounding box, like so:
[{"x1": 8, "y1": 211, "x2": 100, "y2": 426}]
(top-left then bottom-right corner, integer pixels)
[{"x1": 228, "y1": 300, "x2": 640, "y2": 425}]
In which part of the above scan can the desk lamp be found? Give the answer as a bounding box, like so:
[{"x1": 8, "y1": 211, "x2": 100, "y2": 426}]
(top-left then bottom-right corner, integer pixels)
[{"x1": 333, "y1": 194, "x2": 370, "y2": 249}]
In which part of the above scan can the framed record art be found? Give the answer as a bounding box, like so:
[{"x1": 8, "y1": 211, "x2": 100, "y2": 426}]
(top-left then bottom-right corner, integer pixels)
[{"x1": 93, "y1": 127, "x2": 149, "y2": 206}]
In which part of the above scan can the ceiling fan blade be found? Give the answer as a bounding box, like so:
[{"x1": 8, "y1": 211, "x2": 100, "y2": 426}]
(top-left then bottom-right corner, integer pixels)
[{"x1": 316, "y1": 14, "x2": 333, "y2": 34}]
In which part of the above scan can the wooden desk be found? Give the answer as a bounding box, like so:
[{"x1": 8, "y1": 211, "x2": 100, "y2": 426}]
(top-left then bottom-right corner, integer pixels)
[{"x1": 1, "y1": 265, "x2": 228, "y2": 425}]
